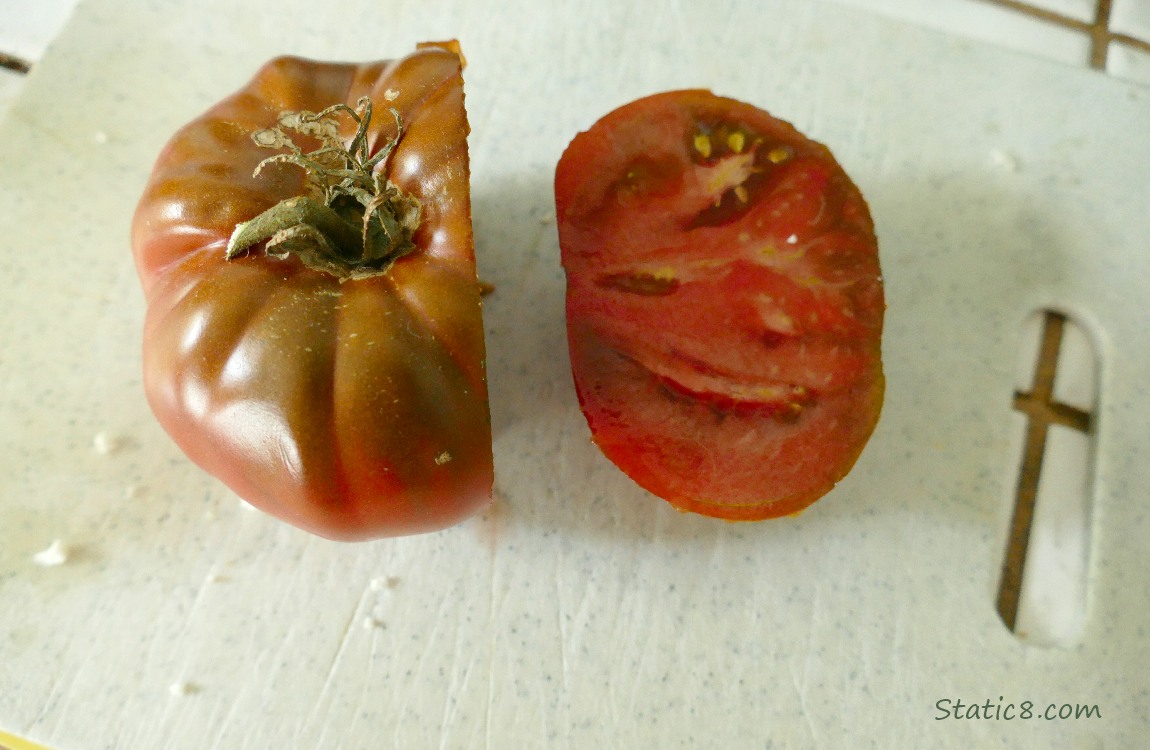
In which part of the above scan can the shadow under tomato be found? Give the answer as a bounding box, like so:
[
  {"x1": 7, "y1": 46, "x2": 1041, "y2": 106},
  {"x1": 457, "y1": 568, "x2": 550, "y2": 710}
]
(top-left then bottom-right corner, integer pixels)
[
  {"x1": 471, "y1": 171, "x2": 702, "y2": 544},
  {"x1": 470, "y1": 171, "x2": 810, "y2": 547},
  {"x1": 845, "y1": 167, "x2": 1081, "y2": 530},
  {"x1": 471, "y1": 171, "x2": 575, "y2": 442},
  {"x1": 469, "y1": 161, "x2": 1082, "y2": 550}
]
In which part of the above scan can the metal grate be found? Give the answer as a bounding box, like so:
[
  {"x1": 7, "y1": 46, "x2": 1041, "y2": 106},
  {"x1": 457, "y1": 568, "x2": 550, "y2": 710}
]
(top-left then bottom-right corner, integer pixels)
[
  {"x1": 996, "y1": 311, "x2": 1094, "y2": 632},
  {"x1": 980, "y1": 0, "x2": 1150, "y2": 68},
  {"x1": 3, "y1": 1, "x2": 1150, "y2": 78}
]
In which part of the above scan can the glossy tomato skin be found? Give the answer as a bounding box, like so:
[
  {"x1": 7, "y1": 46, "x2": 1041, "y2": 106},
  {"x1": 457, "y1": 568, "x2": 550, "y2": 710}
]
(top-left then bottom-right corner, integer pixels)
[
  {"x1": 556, "y1": 90, "x2": 884, "y2": 520},
  {"x1": 132, "y1": 46, "x2": 492, "y2": 540}
]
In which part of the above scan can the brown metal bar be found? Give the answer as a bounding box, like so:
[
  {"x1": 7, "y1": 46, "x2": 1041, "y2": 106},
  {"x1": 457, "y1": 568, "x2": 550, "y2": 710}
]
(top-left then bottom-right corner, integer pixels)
[
  {"x1": 976, "y1": 0, "x2": 1150, "y2": 71},
  {"x1": 1112, "y1": 32, "x2": 1150, "y2": 56},
  {"x1": 1091, "y1": 0, "x2": 1113, "y2": 70},
  {"x1": 978, "y1": 0, "x2": 1094, "y2": 33},
  {"x1": 996, "y1": 311, "x2": 1091, "y2": 632},
  {"x1": 0, "y1": 51, "x2": 31, "y2": 75},
  {"x1": 1013, "y1": 392, "x2": 1092, "y2": 434}
]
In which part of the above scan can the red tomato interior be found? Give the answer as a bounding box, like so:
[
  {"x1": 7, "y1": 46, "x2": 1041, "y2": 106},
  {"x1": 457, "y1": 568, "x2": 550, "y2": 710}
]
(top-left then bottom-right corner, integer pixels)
[{"x1": 556, "y1": 90, "x2": 884, "y2": 519}]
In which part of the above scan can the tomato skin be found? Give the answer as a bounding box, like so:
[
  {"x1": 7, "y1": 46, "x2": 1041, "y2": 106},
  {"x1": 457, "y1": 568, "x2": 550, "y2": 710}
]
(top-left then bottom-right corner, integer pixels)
[
  {"x1": 131, "y1": 47, "x2": 492, "y2": 540},
  {"x1": 556, "y1": 90, "x2": 884, "y2": 520}
]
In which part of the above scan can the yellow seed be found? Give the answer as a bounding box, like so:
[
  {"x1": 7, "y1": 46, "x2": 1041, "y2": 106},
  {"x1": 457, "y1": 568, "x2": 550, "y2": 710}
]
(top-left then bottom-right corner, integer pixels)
[
  {"x1": 767, "y1": 146, "x2": 791, "y2": 164},
  {"x1": 734, "y1": 185, "x2": 749, "y2": 203},
  {"x1": 727, "y1": 131, "x2": 746, "y2": 153},
  {"x1": 693, "y1": 133, "x2": 712, "y2": 158}
]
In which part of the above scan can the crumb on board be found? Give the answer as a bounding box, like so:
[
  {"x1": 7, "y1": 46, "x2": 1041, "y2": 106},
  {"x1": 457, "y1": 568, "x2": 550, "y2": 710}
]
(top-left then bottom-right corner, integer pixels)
[
  {"x1": 369, "y1": 576, "x2": 401, "y2": 591},
  {"x1": 168, "y1": 681, "x2": 198, "y2": 696},
  {"x1": 33, "y1": 540, "x2": 69, "y2": 567},
  {"x1": 92, "y1": 431, "x2": 118, "y2": 455},
  {"x1": 989, "y1": 148, "x2": 1021, "y2": 173}
]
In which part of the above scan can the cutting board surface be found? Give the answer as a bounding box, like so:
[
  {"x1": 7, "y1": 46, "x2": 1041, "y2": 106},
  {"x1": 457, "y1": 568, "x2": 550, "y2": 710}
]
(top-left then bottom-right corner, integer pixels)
[{"x1": 2, "y1": 0, "x2": 1148, "y2": 748}]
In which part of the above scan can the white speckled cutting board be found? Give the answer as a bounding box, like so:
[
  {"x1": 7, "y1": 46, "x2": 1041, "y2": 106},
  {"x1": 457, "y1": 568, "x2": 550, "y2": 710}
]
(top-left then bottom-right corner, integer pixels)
[{"x1": 2, "y1": 0, "x2": 1148, "y2": 748}]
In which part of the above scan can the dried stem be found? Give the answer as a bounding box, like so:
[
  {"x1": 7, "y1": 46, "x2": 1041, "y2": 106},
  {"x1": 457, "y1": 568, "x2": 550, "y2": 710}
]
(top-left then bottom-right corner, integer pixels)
[{"x1": 226, "y1": 97, "x2": 422, "y2": 280}]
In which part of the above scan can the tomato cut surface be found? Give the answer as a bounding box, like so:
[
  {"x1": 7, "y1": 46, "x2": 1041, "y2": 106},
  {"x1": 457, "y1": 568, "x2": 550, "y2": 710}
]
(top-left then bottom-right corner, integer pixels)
[
  {"x1": 132, "y1": 44, "x2": 491, "y2": 540},
  {"x1": 555, "y1": 90, "x2": 884, "y2": 520}
]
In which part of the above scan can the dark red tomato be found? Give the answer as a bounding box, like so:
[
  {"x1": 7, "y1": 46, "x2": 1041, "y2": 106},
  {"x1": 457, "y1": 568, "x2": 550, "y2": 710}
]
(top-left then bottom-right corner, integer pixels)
[
  {"x1": 555, "y1": 90, "x2": 884, "y2": 520},
  {"x1": 131, "y1": 43, "x2": 492, "y2": 540}
]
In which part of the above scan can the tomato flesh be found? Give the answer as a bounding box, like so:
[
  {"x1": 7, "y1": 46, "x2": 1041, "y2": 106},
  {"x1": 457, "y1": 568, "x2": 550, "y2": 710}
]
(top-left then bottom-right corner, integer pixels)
[{"x1": 556, "y1": 90, "x2": 884, "y2": 519}]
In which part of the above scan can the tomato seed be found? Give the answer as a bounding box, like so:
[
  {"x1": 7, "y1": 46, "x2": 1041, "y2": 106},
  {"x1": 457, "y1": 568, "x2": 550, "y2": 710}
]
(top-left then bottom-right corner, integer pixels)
[
  {"x1": 767, "y1": 146, "x2": 792, "y2": 164},
  {"x1": 693, "y1": 133, "x2": 713, "y2": 159}
]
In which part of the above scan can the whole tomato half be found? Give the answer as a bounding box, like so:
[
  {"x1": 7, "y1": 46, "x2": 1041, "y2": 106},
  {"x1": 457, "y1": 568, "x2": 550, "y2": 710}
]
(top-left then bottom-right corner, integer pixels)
[
  {"x1": 555, "y1": 90, "x2": 884, "y2": 520},
  {"x1": 131, "y1": 43, "x2": 492, "y2": 540}
]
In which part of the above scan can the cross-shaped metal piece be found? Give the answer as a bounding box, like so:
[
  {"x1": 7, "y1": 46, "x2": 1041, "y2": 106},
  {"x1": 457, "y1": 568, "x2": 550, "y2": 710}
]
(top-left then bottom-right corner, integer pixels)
[{"x1": 996, "y1": 311, "x2": 1093, "y2": 632}]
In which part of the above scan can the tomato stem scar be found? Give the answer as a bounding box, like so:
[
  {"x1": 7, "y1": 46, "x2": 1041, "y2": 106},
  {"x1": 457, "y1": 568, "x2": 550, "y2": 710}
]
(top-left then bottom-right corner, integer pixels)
[{"x1": 226, "y1": 97, "x2": 422, "y2": 281}]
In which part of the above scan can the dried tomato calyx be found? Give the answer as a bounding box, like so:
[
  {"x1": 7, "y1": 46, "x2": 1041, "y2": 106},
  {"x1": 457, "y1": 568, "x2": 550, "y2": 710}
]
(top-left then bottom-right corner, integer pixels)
[{"x1": 225, "y1": 97, "x2": 422, "y2": 280}]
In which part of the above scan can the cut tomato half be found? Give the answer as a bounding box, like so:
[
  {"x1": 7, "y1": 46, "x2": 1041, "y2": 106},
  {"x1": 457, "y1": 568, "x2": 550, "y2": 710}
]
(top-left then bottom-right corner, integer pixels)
[{"x1": 555, "y1": 90, "x2": 884, "y2": 519}]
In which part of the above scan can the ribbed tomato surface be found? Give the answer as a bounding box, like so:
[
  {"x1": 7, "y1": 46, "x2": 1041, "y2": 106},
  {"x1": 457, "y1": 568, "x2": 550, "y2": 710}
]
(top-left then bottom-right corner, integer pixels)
[{"x1": 132, "y1": 44, "x2": 491, "y2": 540}]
